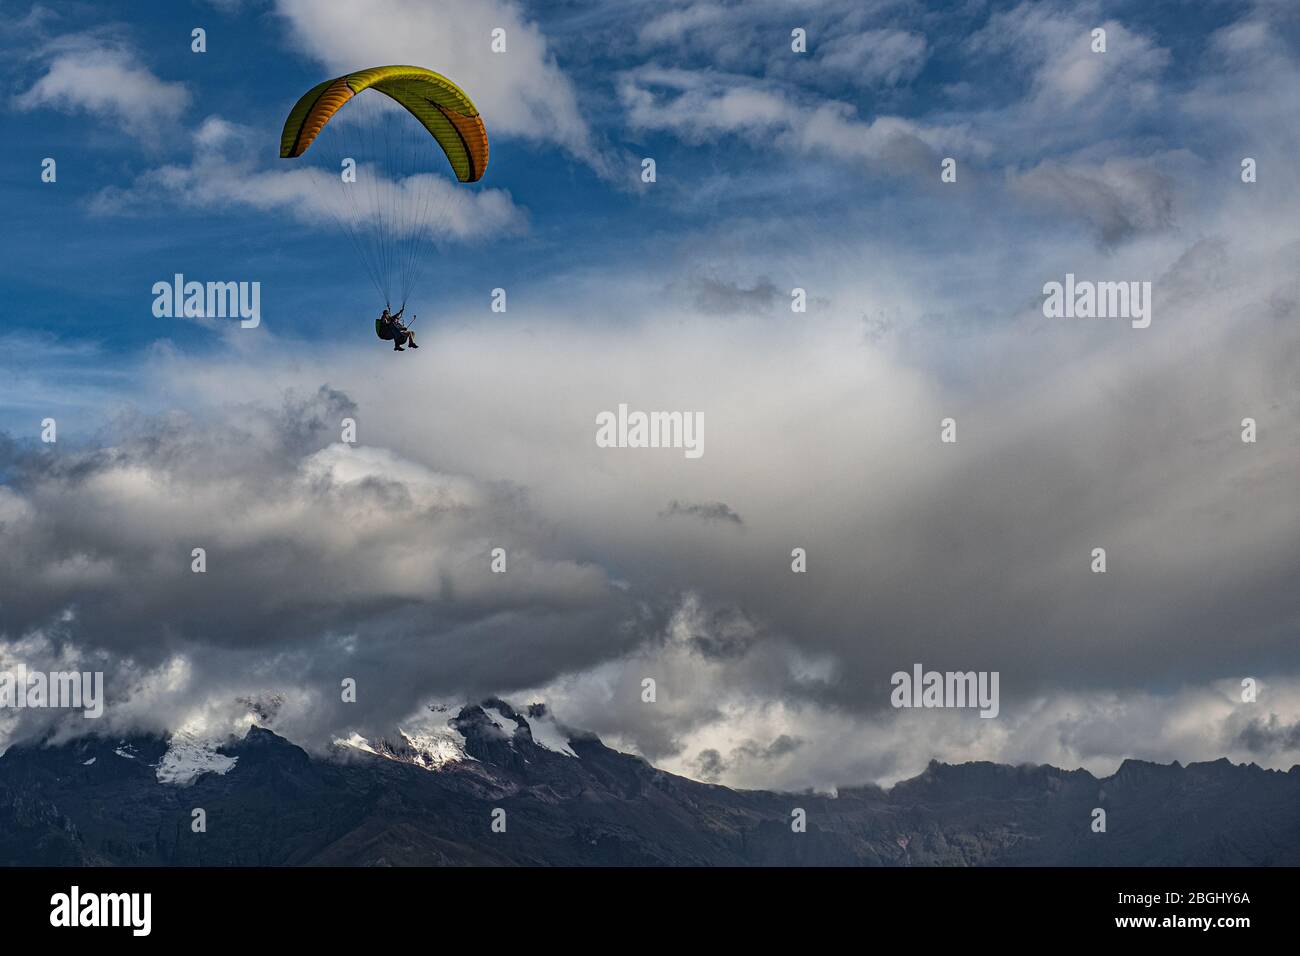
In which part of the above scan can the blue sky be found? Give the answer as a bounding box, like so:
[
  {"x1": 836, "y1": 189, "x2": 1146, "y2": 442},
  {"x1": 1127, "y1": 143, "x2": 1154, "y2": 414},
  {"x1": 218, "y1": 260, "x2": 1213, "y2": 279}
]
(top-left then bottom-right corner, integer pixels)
[
  {"x1": 0, "y1": 0, "x2": 638, "y2": 350},
  {"x1": 0, "y1": 0, "x2": 1276, "y2": 357},
  {"x1": 1, "y1": 0, "x2": 1299, "y2": 789}
]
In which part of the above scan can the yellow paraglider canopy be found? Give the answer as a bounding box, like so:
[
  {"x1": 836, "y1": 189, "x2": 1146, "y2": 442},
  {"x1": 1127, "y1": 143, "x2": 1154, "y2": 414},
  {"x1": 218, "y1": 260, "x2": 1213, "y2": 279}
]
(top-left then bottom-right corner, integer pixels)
[{"x1": 280, "y1": 65, "x2": 488, "y2": 182}]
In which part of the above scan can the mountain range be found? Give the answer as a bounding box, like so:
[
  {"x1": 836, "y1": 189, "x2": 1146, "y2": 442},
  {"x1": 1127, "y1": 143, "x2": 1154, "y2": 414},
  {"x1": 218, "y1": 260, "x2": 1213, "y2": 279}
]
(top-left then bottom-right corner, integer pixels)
[{"x1": 1, "y1": 699, "x2": 1296, "y2": 866}]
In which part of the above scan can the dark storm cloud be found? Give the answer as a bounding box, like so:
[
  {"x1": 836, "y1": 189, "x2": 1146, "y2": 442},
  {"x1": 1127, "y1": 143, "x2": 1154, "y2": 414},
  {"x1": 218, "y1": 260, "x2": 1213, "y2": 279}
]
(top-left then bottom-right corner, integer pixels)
[
  {"x1": 1008, "y1": 158, "x2": 1180, "y2": 246},
  {"x1": 693, "y1": 748, "x2": 725, "y2": 782},
  {"x1": 660, "y1": 499, "x2": 744, "y2": 525},
  {"x1": 534, "y1": 222, "x2": 1300, "y2": 736},
  {"x1": 9, "y1": 212, "x2": 1299, "y2": 772},
  {"x1": 1235, "y1": 715, "x2": 1300, "y2": 754},
  {"x1": 274, "y1": 385, "x2": 359, "y2": 457},
  {"x1": 735, "y1": 734, "x2": 803, "y2": 762},
  {"x1": 687, "y1": 276, "x2": 781, "y2": 316},
  {"x1": 677, "y1": 602, "x2": 761, "y2": 661},
  {"x1": 0, "y1": 385, "x2": 651, "y2": 745},
  {"x1": 685, "y1": 735, "x2": 806, "y2": 786}
]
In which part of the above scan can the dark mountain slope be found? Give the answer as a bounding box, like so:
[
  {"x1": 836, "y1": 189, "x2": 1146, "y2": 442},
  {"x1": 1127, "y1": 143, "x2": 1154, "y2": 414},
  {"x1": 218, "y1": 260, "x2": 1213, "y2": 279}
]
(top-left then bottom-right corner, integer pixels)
[{"x1": 1, "y1": 705, "x2": 1296, "y2": 866}]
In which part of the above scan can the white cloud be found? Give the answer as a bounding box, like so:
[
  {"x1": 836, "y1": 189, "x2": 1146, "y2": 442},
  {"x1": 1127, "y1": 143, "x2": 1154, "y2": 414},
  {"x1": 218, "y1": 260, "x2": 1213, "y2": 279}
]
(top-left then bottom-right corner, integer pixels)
[
  {"x1": 551, "y1": 671, "x2": 1300, "y2": 791},
  {"x1": 1007, "y1": 154, "x2": 1187, "y2": 245},
  {"x1": 619, "y1": 66, "x2": 988, "y2": 167},
  {"x1": 4, "y1": 190, "x2": 1300, "y2": 783},
  {"x1": 818, "y1": 28, "x2": 928, "y2": 86},
  {"x1": 14, "y1": 37, "x2": 190, "y2": 141},
  {"x1": 273, "y1": 0, "x2": 606, "y2": 173},
  {"x1": 968, "y1": 4, "x2": 1170, "y2": 112},
  {"x1": 91, "y1": 116, "x2": 527, "y2": 242},
  {"x1": 1177, "y1": 5, "x2": 1300, "y2": 131},
  {"x1": 637, "y1": 1, "x2": 729, "y2": 46}
]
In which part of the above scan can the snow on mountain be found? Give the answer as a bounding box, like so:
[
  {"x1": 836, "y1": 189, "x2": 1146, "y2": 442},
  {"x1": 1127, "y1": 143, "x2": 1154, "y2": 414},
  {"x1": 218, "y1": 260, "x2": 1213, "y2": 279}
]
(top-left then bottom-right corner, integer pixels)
[
  {"x1": 336, "y1": 732, "x2": 380, "y2": 756},
  {"x1": 523, "y1": 703, "x2": 578, "y2": 757},
  {"x1": 335, "y1": 700, "x2": 580, "y2": 768},
  {"x1": 395, "y1": 726, "x2": 470, "y2": 769},
  {"x1": 335, "y1": 702, "x2": 471, "y2": 771},
  {"x1": 481, "y1": 706, "x2": 519, "y2": 741},
  {"x1": 155, "y1": 728, "x2": 238, "y2": 785}
]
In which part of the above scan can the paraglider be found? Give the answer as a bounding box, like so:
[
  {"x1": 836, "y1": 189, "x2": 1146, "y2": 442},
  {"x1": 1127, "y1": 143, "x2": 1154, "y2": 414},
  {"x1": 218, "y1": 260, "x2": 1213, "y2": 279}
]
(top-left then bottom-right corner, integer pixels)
[
  {"x1": 279, "y1": 65, "x2": 489, "y2": 350},
  {"x1": 375, "y1": 306, "x2": 418, "y2": 351}
]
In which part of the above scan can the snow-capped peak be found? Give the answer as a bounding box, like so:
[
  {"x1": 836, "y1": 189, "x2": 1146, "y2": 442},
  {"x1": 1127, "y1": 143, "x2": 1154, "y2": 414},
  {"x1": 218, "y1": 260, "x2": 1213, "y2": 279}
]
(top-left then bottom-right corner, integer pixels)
[
  {"x1": 336, "y1": 732, "x2": 380, "y2": 756},
  {"x1": 481, "y1": 706, "x2": 519, "y2": 741},
  {"x1": 336, "y1": 700, "x2": 580, "y2": 769},
  {"x1": 155, "y1": 727, "x2": 237, "y2": 786},
  {"x1": 335, "y1": 703, "x2": 470, "y2": 771},
  {"x1": 523, "y1": 704, "x2": 578, "y2": 758},
  {"x1": 396, "y1": 726, "x2": 469, "y2": 769}
]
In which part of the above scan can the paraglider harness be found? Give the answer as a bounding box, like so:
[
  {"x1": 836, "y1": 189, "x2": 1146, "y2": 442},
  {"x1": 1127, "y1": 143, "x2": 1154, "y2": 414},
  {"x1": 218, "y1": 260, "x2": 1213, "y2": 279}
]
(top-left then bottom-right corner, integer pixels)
[{"x1": 375, "y1": 307, "x2": 413, "y2": 343}]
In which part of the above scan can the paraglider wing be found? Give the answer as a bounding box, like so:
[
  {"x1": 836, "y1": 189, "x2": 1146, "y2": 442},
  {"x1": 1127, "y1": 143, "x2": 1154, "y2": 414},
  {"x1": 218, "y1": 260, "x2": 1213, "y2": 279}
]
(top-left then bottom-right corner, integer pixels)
[{"x1": 279, "y1": 65, "x2": 488, "y2": 182}]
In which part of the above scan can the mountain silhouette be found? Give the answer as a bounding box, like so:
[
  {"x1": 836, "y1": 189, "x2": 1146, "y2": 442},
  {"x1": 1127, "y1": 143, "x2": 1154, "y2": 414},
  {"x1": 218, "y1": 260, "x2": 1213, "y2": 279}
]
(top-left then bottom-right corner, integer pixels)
[{"x1": 1, "y1": 702, "x2": 1295, "y2": 866}]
